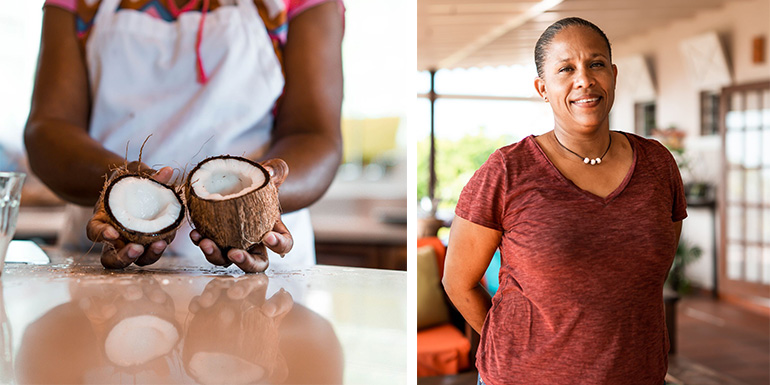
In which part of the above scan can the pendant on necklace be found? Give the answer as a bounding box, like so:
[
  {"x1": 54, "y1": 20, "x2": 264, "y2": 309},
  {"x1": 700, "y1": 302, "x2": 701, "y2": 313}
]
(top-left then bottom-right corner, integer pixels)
[{"x1": 554, "y1": 132, "x2": 612, "y2": 166}]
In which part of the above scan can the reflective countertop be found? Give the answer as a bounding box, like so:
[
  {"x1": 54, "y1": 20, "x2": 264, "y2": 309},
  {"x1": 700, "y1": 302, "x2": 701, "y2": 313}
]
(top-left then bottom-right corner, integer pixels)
[{"x1": 0, "y1": 244, "x2": 406, "y2": 384}]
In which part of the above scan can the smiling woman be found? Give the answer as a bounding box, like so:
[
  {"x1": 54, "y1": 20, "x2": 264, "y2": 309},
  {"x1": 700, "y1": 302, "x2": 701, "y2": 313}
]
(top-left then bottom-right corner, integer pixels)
[
  {"x1": 442, "y1": 17, "x2": 687, "y2": 385},
  {"x1": 532, "y1": 20, "x2": 633, "y2": 199}
]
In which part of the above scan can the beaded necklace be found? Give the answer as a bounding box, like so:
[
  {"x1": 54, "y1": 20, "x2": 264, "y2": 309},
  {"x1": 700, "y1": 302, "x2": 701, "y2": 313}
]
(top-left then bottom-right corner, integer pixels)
[{"x1": 554, "y1": 132, "x2": 612, "y2": 165}]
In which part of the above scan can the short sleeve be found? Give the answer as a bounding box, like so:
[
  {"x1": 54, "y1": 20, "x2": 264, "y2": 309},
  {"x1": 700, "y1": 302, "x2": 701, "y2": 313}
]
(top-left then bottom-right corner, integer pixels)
[
  {"x1": 455, "y1": 150, "x2": 507, "y2": 231},
  {"x1": 285, "y1": 0, "x2": 345, "y2": 21},
  {"x1": 668, "y1": 153, "x2": 688, "y2": 222},
  {"x1": 44, "y1": 0, "x2": 76, "y2": 12}
]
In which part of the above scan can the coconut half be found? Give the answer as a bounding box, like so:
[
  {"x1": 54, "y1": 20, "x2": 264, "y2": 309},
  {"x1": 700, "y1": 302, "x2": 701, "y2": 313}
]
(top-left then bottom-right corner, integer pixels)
[
  {"x1": 101, "y1": 173, "x2": 185, "y2": 245},
  {"x1": 104, "y1": 315, "x2": 180, "y2": 367},
  {"x1": 185, "y1": 156, "x2": 281, "y2": 252}
]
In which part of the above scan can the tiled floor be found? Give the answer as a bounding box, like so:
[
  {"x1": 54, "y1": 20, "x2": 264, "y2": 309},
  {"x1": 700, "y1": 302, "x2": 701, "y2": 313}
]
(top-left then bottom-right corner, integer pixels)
[
  {"x1": 667, "y1": 356, "x2": 746, "y2": 385},
  {"x1": 674, "y1": 295, "x2": 770, "y2": 385}
]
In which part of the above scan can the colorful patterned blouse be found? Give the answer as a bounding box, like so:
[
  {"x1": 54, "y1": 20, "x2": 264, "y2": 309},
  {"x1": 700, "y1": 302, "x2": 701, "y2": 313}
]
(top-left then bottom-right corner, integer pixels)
[{"x1": 44, "y1": 0, "x2": 343, "y2": 68}]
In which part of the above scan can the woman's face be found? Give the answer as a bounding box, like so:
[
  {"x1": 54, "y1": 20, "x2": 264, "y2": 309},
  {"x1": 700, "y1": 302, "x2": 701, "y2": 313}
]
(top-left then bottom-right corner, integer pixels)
[{"x1": 535, "y1": 26, "x2": 617, "y2": 134}]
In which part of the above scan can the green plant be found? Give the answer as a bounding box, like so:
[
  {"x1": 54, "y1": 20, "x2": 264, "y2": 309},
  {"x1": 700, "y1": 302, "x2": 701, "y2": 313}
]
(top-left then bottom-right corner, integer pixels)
[
  {"x1": 417, "y1": 129, "x2": 514, "y2": 211},
  {"x1": 666, "y1": 241, "x2": 702, "y2": 295}
]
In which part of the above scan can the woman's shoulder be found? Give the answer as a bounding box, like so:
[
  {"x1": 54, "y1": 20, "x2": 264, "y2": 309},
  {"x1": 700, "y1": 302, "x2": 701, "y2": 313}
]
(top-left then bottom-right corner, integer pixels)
[
  {"x1": 497, "y1": 135, "x2": 537, "y2": 154},
  {"x1": 493, "y1": 135, "x2": 542, "y2": 165}
]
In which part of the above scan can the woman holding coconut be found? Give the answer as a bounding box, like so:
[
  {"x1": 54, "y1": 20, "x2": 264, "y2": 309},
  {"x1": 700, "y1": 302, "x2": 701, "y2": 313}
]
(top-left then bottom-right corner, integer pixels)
[
  {"x1": 24, "y1": 0, "x2": 344, "y2": 272},
  {"x1": 442, "y1": 18, "x2": 685, "y2": 384}
]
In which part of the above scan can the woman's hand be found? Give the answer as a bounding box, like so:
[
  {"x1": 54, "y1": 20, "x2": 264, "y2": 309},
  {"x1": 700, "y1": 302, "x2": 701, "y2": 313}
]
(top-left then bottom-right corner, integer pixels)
[
  {"x1": 190, "y1": 159, "x2": 294, "y2": 273},
  {"x1": 188, "y1": 275, "x2": 294, "y2": 321},
  {"x1": 190, "y1": 218, "x2": 293, "y2": 273},
  {"x1": 185, "y1": 276, "x2": 293, "y2": 383},
  {"x1": 87, "y1": 166, "x2": 176, "y2": 269}
]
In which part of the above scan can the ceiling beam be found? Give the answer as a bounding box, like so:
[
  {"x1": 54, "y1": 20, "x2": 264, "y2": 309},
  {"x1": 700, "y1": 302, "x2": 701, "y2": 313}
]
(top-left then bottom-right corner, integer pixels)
[
  {"x1": 437, "y1": 0, "x2": 565, "y2": 69},
  {"x1": 552, "y1": 0, "x2": 727, "y2": 11},
  {"x1": 427, "y1": 3, "x2": 539, "y2": 14}
]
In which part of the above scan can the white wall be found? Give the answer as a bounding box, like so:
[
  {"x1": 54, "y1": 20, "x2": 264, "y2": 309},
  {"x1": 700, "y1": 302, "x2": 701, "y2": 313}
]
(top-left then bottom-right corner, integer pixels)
[
  {"x1": 610, "y1": 0, "x2": 770, "y2": 290},
  {"x1": 613, "y1": 0, "x2": 770, "y2": 137}
]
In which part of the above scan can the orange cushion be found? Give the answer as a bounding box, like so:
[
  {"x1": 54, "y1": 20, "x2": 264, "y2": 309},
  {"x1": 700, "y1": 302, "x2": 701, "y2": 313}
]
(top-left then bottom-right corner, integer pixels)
[
  {"x1": 416, "y1": 323, "x2": 471, "y2": 377},
  {"x1": 417, "y1": 237, "x2": 447, "y2": 278}
]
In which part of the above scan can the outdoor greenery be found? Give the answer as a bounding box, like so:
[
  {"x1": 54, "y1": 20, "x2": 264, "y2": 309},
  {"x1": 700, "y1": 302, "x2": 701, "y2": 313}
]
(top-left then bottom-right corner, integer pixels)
[{"x1": 417, "y1": 129, "x2": 515, "y2": 212}]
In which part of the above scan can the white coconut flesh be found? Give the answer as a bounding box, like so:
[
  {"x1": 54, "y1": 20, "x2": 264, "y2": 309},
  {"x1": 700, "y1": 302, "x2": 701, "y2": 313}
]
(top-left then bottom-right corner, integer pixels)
[
  {"x1": 191, "y1": 158, "x2": 266, "y2": 200},
  {"x1": 104, "y1": 315, "x2": 179, "y2": 367},
  {"x1": 189, "y1": 352, "x2": 266, "y2": 385},
  {"x1": 107, "y1": 177, "x2": 182, "y2": 233}
]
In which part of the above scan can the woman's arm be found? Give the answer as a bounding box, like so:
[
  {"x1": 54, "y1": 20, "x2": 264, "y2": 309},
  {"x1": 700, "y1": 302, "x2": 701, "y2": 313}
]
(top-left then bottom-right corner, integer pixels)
[
  {"x1": 27, "y1": 7, "x2": 166, "y2": 269},
  {"x1": 25, "y1": 6, "x2": 135, "y2": 207},
  {"x1": 255, "y1": 1, "x2": 344, "y2": 213},
  {"x1": 443, "y1": 216, "x2": 502, "y2": 334},
  {"x1": 192, "y1": 2, "x2": 343, "y2": 271}
]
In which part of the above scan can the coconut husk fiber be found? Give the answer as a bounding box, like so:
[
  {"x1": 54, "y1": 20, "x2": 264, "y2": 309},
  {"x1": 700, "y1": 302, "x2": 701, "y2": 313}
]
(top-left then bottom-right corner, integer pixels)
[
  {"x1": 100, "y1": 169, "x2": 185, "y2": 246},
  {"x1": 185, "y1": 156, "x2": 281, "y2": 252}
]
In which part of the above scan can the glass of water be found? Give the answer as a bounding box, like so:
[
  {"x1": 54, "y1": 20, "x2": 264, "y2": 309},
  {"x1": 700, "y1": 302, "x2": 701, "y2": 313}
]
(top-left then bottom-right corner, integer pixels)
[{"x1": 0, "y1": 172, "x2": 26, "y2": 275}]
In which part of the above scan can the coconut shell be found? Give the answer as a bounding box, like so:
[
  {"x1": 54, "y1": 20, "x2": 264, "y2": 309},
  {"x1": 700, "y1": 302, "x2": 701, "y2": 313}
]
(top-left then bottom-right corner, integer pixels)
[
  {"x1": 182, "y1": 296, "x2": 283, "y2": 383},
  {"x1": 185, "y1": 156, "x2": 281, "y2": 252},
  {"x1": 99, "y1": 171, "x2": 185, "y2": 246}
]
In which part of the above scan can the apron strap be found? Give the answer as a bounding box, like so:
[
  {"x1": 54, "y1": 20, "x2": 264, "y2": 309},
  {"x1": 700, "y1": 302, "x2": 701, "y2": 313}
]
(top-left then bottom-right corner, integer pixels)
[
  {"x1": 195, "y1": 0, "x2": 210, "y2": 84},
  {"x1": 236, "y1": 0, "x2": 262, "y2": 22},
  {"x1": 92, "y1": 0, "x2": 122, "y2": 27}
]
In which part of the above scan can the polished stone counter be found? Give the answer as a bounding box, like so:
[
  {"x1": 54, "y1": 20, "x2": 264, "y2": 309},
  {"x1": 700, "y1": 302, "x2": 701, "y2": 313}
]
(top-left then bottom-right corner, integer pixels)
[{"x1": 0, "y1": 245, "x2": 406, "y2": 384}]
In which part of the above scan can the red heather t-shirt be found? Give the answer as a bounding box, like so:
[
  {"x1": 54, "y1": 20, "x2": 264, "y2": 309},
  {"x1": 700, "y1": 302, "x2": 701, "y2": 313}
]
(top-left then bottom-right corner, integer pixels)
[{"x1": 455, "y1": 132, "x2": 687, "y2": 385}]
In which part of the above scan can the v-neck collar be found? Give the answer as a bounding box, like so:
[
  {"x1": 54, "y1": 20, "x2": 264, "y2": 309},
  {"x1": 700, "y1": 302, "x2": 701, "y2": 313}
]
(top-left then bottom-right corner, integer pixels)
[
  {"x1": 167, "y1": 0, "x2": 200, "y2": 17},
  {"x1": 528, "y1": 131, "x2": 637, "y2": 205}
]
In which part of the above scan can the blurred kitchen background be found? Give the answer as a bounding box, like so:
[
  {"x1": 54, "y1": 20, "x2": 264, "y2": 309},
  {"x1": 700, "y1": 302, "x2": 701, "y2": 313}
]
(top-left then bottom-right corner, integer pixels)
[
  {"x1": 0, "y1": 0, "x2": 408, "y2": 271},
  {"x1": 415, "y1": 0, "x2": 770, "y2": 384}
]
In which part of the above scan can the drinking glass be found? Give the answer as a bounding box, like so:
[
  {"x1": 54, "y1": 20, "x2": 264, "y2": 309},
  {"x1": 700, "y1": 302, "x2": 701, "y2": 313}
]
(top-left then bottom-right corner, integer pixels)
[{"x1": 0, "y1": 172, "x2": 26, "y2": 275}]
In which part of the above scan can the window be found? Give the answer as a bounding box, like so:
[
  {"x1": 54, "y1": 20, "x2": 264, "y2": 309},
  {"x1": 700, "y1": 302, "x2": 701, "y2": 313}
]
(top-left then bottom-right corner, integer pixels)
[
  {"x1": 634, "y1": 102, "x2": 656, "y2": 137},
  {"x1": 415, "y1": 67, "x2": 552, "y2": 222},
  {"x1": 701, "y1": 91, "x2": 720, "y2": 136},
  {"x1": 720, "y1": 81, "x2": 770, "y2": 301}
]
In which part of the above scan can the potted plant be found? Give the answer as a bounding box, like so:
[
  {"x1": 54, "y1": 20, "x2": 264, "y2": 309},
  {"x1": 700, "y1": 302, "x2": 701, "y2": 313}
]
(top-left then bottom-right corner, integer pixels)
[{"x1": 666, "y1": 241, "x2": 703, "y2": 295}]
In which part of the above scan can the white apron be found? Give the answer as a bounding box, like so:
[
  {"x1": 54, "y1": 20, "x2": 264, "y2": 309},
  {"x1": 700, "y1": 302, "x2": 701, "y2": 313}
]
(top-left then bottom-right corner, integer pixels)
[{"x1": 59, "y1": 0, "x2": 315, "y2": 270}]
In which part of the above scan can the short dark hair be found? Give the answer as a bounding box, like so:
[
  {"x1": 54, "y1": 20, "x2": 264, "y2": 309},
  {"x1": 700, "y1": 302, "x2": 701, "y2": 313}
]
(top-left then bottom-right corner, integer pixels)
[{"x1": 534, "y1": 17, "x2": 612, "y2": 78}]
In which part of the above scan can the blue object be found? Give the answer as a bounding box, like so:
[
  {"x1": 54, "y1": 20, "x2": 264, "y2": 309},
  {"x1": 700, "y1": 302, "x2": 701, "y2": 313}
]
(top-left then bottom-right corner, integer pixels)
[{"x1": 484, "y1": 249, "x2": 501, "y2": 295}]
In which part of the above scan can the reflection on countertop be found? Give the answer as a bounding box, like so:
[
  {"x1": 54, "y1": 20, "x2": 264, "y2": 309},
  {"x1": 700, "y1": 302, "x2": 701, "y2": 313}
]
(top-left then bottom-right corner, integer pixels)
[{"x1": 0, "y1": 248, "x2": 406, "y2": 384}]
